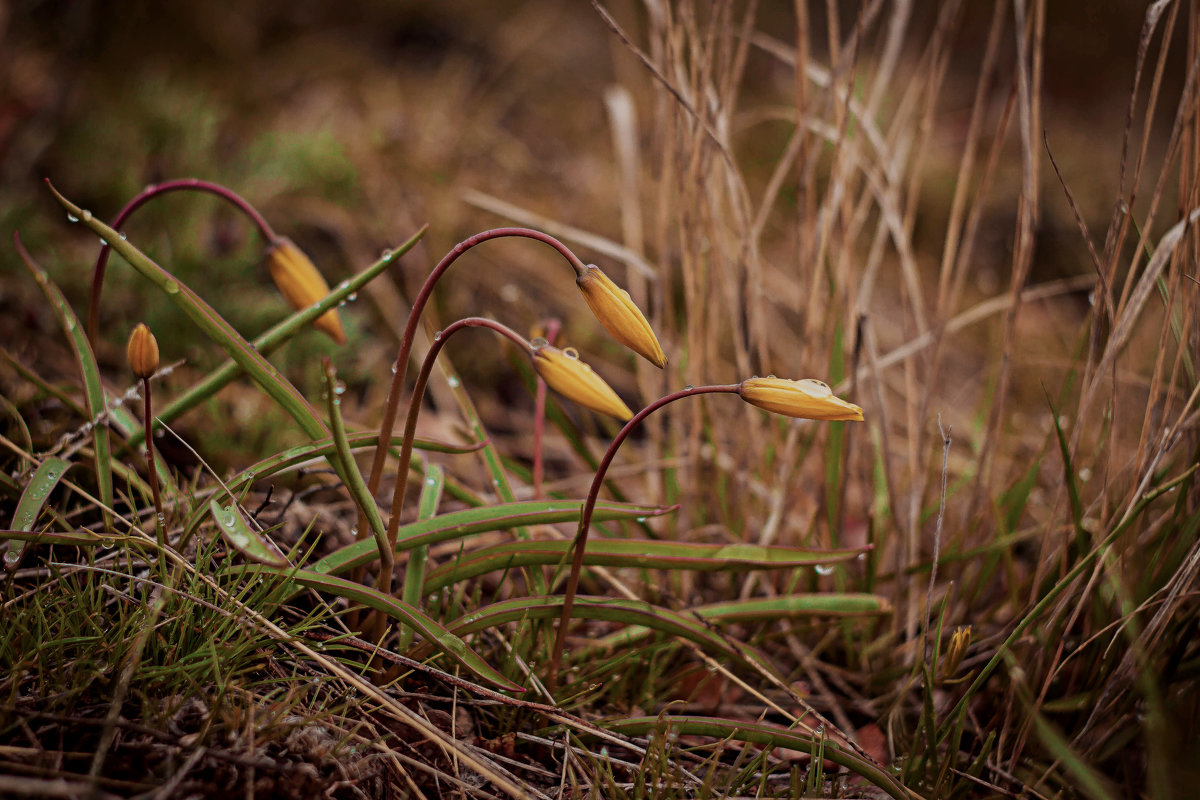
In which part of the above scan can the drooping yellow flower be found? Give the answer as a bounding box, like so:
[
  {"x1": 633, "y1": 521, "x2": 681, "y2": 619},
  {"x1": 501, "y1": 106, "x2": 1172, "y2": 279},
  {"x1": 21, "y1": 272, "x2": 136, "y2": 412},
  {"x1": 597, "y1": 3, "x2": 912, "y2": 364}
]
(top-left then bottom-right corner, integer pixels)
[
  {"x1": 532, "y1": 345, "x2": 634, "y2": 421},
  {"x1": 576, "y1": 265, "x2": 667, "y2": 368},
  {"x1": 738, "y1": 377, "x2": 863, "y2": 421},
  {"x1": 266, "y1": 237, "x2": 346, "y2": 344},
  {"x1": 126, "y1": 323, "x2": 160, "y2": 380}
]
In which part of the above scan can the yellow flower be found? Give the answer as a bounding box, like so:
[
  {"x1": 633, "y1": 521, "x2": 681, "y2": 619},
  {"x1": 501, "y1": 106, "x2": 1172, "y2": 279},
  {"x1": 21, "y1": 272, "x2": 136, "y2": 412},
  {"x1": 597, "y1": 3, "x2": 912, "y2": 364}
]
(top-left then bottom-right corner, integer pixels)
[
  {"x1": 532, "y1": 345, "x2": 634, "y2": 421},
  {"x1": 939, "y1": 625, "x2": 972, "y2": 682},
  {"x1": 266, "y1": 237, "x2": 346, "y2": 344},
  {"x1": 738, "y1": 377, "x2": 863, "y2": 421},
  {"x1": 126, "y1": 323, "x2": 160, "y2": 380},
  {"x1": 576, "y1": 265, "x2": 667, "y2": 368}
]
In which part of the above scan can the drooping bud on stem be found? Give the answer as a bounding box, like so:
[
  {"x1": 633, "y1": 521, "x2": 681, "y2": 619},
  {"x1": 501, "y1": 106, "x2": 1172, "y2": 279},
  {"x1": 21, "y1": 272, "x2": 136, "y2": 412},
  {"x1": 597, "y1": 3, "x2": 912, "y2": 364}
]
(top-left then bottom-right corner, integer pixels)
[
  {"x1": 531, "y1": 345, "x2": 634, "y2": 421},
  {"x1": 576, "y1": 265, "x2": 667, "y2": 368},
  {"x1": 738, "y1": 377, "x2": 863, "y2": 421},
  {"x1": 266, "y1": 237, "x2": 347, "y2": 344}
]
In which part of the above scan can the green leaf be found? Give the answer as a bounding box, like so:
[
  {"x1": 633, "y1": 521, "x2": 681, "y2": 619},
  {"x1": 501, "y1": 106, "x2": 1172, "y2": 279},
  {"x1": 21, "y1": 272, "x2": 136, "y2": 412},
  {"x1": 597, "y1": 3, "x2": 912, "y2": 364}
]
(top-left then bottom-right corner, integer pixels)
[
  {"x1": 273, "y1": 567, "x2": 522, "y2": 692},
  {"x1": 177, "y1": 432, "x2": 482, "y2": 551},
  {"x1": 400, "y1": 462, "x2": 444, "y2": 649},
  {"x1": 5, "y1": 457, "x2": 71, "y2": 567},
  {"x1": 586, "y1": 593, "x2": 890, "y2": 652},
  {"x1": 15, "y1": 235, "x2": 114, "y2": 530},
  {"x1": 209, "y1": 498, "x2": 288, "y2": 567},
  {"x1": 603, "y1": 715, "x2": 908, "y2": 800},
  {"x1": 422, "y1": 539, "x2": 870, "y2": 593},
  {"x1": 439, "y1": 595, "x2": 779, "y2": 677},
  {"x1": 1045, "y1": 388, "x2": 1088, "y2": 553},
  {"x1": 320, "y1": 360, "x2": 388, "y2": 563},
  {"x1": 308, "y1": 499, "x2": 676, "y2": 578}
]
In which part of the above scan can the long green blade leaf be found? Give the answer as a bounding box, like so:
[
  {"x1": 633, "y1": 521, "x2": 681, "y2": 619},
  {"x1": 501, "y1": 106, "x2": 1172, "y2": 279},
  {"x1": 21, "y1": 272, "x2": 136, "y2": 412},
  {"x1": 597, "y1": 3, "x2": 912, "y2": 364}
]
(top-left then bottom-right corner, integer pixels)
[
  {"x1": 587, "y1": 593, "x2": 890, "y2": 652},
  {"x1": 422, "y1": 539, "x2": 870, "y2": 593},
  {"x1": 209, "y1": 498, "x2": 288, "y2": 567},
  {"x1": 5, "y1": 457, "x2": 72, "y2": 566},
  {"x1": 439, "y1": 595, "x2": 779, "y2": 677},
  {"x1": 309, "y1": 500, "x2": 677, "y2": 577},
  {"x1": 604, "y1": 716, "x2": 908, "y2": 800},
  {"x1": 15, "y1": 235, "x2": 114, "y2": 530},
  {"x1": 276, "y1": 567, "x2": 522, "y2": 692}
]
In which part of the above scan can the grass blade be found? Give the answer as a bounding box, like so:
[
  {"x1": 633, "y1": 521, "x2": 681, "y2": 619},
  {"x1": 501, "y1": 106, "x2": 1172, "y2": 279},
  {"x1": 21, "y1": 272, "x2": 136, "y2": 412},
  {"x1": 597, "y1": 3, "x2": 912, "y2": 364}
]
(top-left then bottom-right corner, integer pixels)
[
  {"x1": 437, "y1": 595, "x2": 781, "y2": 677},
  {"x1": 603, "y1": 715, "x2": 908, "y2": 800},
  {"x1": 307, "y1": 499, "x2": 676, "y2": 577},
  {"x1": 421, "y1": 539, "x2": 870, "y2": 593},
  {"x1": 400, "y1": 462, "x2": 444, "y2": 649},
  {"x1": 15, "y1": 234, "x2": 114, "y2": 531},
  {"x1": 275, "y1": 567, "x2": 523, "y2": 692},
  {"x1": 208, "y1": 498, "x2": 288, "y2": 567},
  {"x1": 586, "y1": 593, "x2": 890, "y2": 652},
  {"x1": 5, "y1": 457, "x2": 71, "y2": 567}
]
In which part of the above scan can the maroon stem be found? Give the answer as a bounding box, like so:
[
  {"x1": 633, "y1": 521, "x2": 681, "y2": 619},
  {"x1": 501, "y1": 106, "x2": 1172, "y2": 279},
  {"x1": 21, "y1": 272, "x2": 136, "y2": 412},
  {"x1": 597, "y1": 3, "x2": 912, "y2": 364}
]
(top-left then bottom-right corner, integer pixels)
[
  {"x1": 532, "y1": 319, "x2": 562, "y2": 499},
  {"x1": 385, "y1": 317, "x2": 535, "y2": 553},
  {"x1": 364, "y1": 229, "x2": 587, "y2": 535},
  {"x1": 546, "y1": 384, "x2": 741, "y2": 690},
  {"x1": 88, "y1": 179, "x2": 279, "y2": 344},
  {"x1": 142, "y1": 377, "x2": 165, "y2": 549}
]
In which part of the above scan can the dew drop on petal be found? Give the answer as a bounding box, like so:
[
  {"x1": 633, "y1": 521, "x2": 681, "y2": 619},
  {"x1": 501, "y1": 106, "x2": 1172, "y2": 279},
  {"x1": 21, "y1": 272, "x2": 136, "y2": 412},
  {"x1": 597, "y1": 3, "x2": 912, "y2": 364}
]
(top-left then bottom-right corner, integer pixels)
[{"x1": 563, "y1": 347, "x2": 579, "y2": 359}]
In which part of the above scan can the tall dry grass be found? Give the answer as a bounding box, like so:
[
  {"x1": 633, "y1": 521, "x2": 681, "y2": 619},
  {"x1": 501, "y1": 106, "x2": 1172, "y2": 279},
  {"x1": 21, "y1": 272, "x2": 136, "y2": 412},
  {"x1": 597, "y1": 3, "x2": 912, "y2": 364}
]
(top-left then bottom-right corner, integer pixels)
[{"x1": 474, "y1": 0, "x2": 1200, "y2": 793}]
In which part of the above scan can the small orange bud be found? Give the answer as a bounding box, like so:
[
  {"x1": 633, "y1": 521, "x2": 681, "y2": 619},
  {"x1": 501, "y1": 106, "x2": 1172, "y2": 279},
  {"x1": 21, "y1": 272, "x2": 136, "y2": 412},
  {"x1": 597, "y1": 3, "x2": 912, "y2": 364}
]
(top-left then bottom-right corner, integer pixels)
[
  {"x1": 126, "y1": 323, "x2": 160, "y2": 379},
  {"x1": 532, "y1": 345, "x2": 634, "y2": 421},
  {"x1": 576, "y1": 265, "x2": 667, "y2": 368},
  {"x1": 738, "y1": 377, "x2": 863, "y2": 421},
  {"x1": 265, "y1": 237, "x2": 347, "y2": 344}
]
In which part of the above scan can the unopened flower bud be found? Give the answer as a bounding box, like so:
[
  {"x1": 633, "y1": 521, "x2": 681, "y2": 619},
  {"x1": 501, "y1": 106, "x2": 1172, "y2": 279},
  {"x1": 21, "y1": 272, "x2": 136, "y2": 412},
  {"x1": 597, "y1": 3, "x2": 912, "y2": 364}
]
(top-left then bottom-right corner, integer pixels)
[
  {"x1": 939, "y1": 625, "x2": 972, "y2": 682},
  {"x1": 266, "y1": 237, "x2": 346, "y2": 344},
  {"x1": 576, "y1": 265, "x2": 667, "y2": 368},
  {"x1": 738, "y1": 377, "x2": 863, "y2": 421},
  {"x1": 126, "y1": 323, "x2": 159, "y2": 379},
  {"x1": 532, "y1": 345, "x2": 634, "y2": 421}
]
